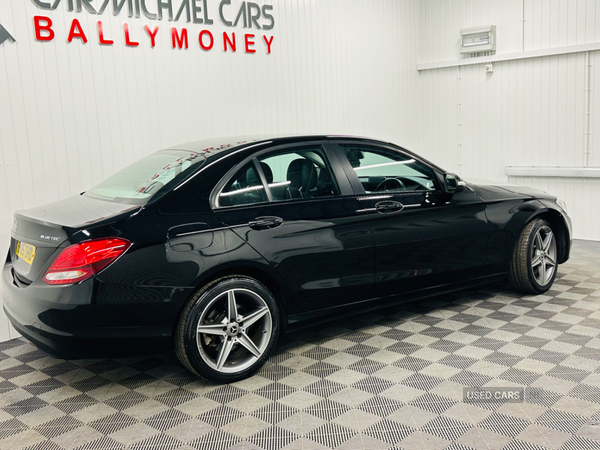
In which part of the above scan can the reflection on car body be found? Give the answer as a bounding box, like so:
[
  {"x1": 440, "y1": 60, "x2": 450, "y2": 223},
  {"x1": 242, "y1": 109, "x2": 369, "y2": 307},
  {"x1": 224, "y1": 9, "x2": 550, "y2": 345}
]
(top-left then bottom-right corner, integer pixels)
[{"x1": 2, "y1": 135, "x2": 572, "y2": 382}]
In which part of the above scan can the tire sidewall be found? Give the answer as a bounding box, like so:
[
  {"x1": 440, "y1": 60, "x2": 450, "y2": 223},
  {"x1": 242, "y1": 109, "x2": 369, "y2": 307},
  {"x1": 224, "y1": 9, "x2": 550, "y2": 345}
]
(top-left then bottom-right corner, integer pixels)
[
  {"x1": 526, "y1": 219, "x2": 557, "y2": 293},
  {"x1": 181, "y1": 277, "x2": 280, "y2": 383}
]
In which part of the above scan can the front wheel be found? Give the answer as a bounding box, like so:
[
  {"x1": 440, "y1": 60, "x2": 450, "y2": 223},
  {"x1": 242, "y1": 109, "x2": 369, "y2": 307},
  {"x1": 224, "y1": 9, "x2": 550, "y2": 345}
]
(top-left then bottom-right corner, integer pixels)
[
  {"x1": 509, "y1": 219, "x2": 558, "y2": 294},
  {"x1": 175, "y1": 276, "x2": 280, "y2": 383}
]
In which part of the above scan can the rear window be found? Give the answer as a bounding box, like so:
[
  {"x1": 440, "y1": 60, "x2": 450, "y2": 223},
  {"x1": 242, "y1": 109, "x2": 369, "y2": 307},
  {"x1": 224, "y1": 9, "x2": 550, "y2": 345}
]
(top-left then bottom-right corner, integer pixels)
[{"x1": 84, "y1": 150, "x2": 205, "y2": 205}]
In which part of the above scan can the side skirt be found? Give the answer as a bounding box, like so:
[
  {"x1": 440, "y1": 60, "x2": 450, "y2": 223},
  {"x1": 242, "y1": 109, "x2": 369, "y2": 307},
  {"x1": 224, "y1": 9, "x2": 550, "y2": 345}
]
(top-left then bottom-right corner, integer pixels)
[{"x1": 285, "y1": 273, "x2": 508, "y2": 332}]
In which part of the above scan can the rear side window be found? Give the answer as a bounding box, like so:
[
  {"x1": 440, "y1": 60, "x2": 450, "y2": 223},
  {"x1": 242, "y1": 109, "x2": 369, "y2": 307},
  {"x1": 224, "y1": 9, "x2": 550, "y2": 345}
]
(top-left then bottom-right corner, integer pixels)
[
  {"x1": 85, "y1": 150, "x2": 205, "y2": 205},
  {"x1": 258, "y1": 146, "x2": 340, "y2": 202},
  {"x1": 219, "y1": 163, "x2": 268, "y2": 207},
  {"x1": 217, "y1": 145, "x2": 340, "y2": 207}
]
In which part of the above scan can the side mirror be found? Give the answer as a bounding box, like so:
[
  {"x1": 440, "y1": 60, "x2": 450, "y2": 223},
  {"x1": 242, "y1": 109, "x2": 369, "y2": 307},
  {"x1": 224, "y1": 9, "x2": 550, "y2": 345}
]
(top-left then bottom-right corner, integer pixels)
[{"x1": 444, "y1": 173, "x2": 459, "y2": 193}]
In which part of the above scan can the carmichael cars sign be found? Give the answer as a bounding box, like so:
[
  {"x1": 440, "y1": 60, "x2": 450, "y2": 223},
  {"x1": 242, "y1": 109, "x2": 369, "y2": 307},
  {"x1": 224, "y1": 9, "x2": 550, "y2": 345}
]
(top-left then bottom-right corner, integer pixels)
[{"x1": 2, "y1": 0, "x2": 275, "y2": 53}]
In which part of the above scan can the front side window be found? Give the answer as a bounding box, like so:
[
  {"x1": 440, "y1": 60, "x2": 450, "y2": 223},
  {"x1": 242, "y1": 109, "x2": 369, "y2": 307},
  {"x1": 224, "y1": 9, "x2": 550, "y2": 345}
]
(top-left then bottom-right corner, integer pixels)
[
  {"x1": 217, "y1": 146, "x2": 340, "y2": 207},
  {"x1": 339, "y1": 144, "x2": 439, "y2": 194},
  {"x1": 85, "y1": 150, "x2": 205, "y2": 205}
]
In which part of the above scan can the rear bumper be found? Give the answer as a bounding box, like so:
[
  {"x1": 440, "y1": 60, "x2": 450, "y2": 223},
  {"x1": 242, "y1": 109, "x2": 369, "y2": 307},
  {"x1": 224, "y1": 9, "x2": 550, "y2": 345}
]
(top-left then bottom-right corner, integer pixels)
[
  {"x1": 2, "y1": 262, "x2": 187, "y2": 358},
  {"x1": 4, "y1": 307, "x2": 77, "y2": 358}
]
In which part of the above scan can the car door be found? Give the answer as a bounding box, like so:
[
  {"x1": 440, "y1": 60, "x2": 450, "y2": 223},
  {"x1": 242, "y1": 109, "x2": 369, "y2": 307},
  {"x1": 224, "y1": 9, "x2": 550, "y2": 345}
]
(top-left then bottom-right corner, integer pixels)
[
  {"x1": 332, "y1": 141, "x2": 493, "y2": 299},
  {"x1": 211, "y1": 141, "x2": 376, "y2": 316}
]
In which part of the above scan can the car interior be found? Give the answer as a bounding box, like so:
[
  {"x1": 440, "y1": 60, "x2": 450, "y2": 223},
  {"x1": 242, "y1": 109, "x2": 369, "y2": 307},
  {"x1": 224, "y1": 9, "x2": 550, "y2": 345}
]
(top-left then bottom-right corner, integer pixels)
[
  {"x1": 342, "y1": 145, "x2": 437, "y2": 193},
  {"x1": 219, "y1": 149, "x2": 340, "y2": 206}
]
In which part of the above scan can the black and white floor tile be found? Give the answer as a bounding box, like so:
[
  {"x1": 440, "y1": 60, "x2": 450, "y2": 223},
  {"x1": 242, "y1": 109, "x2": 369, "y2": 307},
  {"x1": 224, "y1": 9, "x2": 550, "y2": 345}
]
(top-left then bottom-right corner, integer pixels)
[{"x1": 1, "y1": 240, "x2": 600, "y2": 450}]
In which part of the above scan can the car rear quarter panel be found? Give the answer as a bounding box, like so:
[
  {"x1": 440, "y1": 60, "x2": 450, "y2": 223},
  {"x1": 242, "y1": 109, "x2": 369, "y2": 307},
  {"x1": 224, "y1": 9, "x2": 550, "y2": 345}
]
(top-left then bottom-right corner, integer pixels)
[{"x1": 94, "y1": 206, "x2": 292, "y2": 328}]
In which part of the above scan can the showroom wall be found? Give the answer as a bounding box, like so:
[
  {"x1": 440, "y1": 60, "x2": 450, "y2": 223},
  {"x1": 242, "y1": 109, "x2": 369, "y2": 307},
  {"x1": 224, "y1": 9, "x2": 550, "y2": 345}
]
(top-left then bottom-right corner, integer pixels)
[
  {"x1": 0, "y1": 0, "x2": 422, "y2": 341},
  {"x1": 417, "y1": 0, "x2": 600, "y2": 240},
  {"x1": 1, "y1": 0, "x2": 600, "y2": 342}
]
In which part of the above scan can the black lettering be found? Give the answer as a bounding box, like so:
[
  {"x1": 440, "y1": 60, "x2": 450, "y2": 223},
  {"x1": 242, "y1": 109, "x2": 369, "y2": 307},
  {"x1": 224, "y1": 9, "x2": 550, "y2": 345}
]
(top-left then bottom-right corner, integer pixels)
[
  {"x1": 110, "y1": 0, "x2": 127, "y2": 15},
  {"x1": 262, "y1": 4, "x2": 274, "y2": 30},
  {"x1": 77, "y1": 0, "x2": 97, "y2": 13},
  {"x1": 176, "y1": 0, "x2": 191, "y2": 22},
  {"x1": 191, "y1": 0, "x2": 202, "y2": 24},
  {"x1": 219, "y1": 0, "x2": 232, "y2": 26},
  {"x1": 247, "y1": 2, "x2": 260, "y2": 29},
  {"x1": 141, "y1": 0, "x2": 157, "y2": 19},
  {"x1": 98, "y1": 0, "x2": 110, "y2": 14},
  {"x1": 34, "y1": 0, "x2": 63, "y2": 9},
  {"x1": 233, "y1": 1, "x2": 247, "y2": 28},
  {"x1": 203, "y1": 0, "x2": 213, "y2": 24},
  {"x1": 31, "y1": 0, "x2": 52, "y2": 8},
  {"x1": 157, "y1": 0, "x2": 173, "y2": 20}
]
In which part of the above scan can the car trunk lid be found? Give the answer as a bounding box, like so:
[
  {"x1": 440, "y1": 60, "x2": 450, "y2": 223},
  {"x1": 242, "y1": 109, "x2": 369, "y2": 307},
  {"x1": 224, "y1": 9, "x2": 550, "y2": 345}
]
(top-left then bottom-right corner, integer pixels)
[{"x1": 10, "y1": 195, "x2": 140, "y2": 284}]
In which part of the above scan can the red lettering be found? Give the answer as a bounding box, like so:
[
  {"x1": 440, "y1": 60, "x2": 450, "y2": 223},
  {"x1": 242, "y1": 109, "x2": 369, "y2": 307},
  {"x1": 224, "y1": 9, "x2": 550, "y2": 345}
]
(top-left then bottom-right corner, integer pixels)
[
  {"x1": 34, "y1": 16, "x2": 54, "y2": 42},
  {"x1": 199, "y1": 30, "x2": 213, "y2": 51},
  {"x1": 124, "y1": 23, "x2": 139, "y2": 47},
  {"x1": 263, "y1": 35, "x2": 273, "y2": 54},
  {"x1": 171, "y1": 28, "x2": 188, "y2": 49},
  {"x1": 144, "y1": 25, "x2": 159, "y2": 48},
  {"x1": 68, "y1": 19, "x2": 88, "y2": 44},
  {"x1": 97, "y1": 21, "x2": 113, "y2": 45},
  {"x1": 245, "y1": 34, "x2": 255, "y2": 54},
  {"x1": 223, "y1": 32, "x2": 236, "y2": 52}
]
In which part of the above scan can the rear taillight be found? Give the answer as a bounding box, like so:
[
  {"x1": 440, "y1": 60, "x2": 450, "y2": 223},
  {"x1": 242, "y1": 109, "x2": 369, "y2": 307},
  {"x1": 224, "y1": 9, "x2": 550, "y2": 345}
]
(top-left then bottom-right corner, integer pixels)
[{"x1": 43, "y1": 238, "x2": 131, "y2": 285}]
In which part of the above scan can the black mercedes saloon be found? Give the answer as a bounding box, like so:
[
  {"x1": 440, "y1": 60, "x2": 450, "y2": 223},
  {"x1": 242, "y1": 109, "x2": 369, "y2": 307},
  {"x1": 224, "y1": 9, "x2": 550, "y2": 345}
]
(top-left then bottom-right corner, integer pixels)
[{"x1": 3, "y1": 135, "x2": 572, "y2": 382}]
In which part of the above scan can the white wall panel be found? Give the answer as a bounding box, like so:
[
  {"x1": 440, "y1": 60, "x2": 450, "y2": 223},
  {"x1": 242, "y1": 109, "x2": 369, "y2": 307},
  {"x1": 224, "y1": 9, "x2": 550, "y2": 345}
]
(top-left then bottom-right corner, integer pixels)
[
  {"x1": 419, "y1": 0, "x2": 523, "y2": 63},
  {"x1": 507, "y1": 176, "x2": 600, "y2": 241},
  {"x1": 591, "y1": 50, "x2": 600, "y2": 168},
  {"x1": 420, "y1": 0, "x2": 600, "y2": 61},
  {"x1": 2, "y1": 0, "x2": 598, "y2": 344},
  {"x1": 0, "y1": 0, "x2": 422, "y2": 341},
  {"x1": 418, "y1": 67, "x2": 459, "y2": 171},
  {"x1": 418, "y1": 1, "x2": 600, "y2": 242}
]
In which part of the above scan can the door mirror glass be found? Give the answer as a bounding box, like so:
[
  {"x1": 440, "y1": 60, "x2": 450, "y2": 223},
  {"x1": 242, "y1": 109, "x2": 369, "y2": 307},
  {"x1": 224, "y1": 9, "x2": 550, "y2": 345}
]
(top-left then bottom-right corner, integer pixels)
[{"x1": 445, "y1": 173, "x2": 459, "y2": 193}]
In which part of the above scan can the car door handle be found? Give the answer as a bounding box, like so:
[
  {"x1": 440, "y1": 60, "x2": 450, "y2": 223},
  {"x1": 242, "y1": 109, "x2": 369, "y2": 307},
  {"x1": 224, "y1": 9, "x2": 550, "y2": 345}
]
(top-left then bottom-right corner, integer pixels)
[
  {"x1": 249, "y1": 216, "x2": 284, "y2": 230},
  {"x1": 375, "y1": 201, "x2": 404, "y2": 214}
]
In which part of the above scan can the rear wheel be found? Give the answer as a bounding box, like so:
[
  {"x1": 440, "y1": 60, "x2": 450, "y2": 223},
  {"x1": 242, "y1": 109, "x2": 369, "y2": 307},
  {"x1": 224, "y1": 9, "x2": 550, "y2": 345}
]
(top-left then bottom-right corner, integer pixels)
[
  {"x1": 509, "y1": 219, "x2": 558, "y2": 294},
  {"x1": 175, "y1": 276, "x2": 280, "y2": 383}
]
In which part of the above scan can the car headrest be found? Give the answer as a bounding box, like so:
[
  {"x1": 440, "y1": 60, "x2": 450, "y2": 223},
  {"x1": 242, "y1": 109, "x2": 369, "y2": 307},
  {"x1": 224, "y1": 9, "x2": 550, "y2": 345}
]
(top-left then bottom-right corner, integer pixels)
[
  {"x1": 241, "y1": 165, "x2": 259, "y2": 186},
  {"x1": 346, "y1": 149, "x2": 364, "y2": 168},
  {"x1": 240, "y1": 162, "x2": 273, "y2": 186},
  {"x1": 260, "y1": 162, "x2": 273, "y2": 184},
  {"x1": 287, "y1": 159, "x2": 317, "y2": 196}
]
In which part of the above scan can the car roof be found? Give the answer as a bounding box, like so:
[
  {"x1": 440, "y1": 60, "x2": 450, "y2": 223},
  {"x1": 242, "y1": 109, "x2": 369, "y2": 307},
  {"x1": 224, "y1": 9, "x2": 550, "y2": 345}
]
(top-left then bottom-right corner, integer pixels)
[
  {"x1": 165, "y1": 134, "x2": 385, "y2": 156},
  {"x1": 163, "y1": 134, "x2": 448, "y2": 175}
]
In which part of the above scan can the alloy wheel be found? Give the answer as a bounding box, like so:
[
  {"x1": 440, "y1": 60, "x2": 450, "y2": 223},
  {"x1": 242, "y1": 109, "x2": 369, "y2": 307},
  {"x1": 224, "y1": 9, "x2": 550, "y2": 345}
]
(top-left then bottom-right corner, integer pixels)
[
  {"x1": 531, "y1": 226, "x2": 557, "y2": 286},
  {"x1": 196, "y1": 288, "x2": 272, "y2": 373}
]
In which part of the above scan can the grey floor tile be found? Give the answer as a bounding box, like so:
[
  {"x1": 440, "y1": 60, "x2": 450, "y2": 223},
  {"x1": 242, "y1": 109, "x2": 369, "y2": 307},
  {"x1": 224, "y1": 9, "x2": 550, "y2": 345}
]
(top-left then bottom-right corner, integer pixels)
[{"x1": 1, "y1": 240, "x2": 600, "y2": 449}]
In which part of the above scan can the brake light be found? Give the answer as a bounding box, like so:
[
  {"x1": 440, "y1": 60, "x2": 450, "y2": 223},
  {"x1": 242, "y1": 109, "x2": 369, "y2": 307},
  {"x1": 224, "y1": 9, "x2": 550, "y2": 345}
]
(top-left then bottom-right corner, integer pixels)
[{"x1": 43, "y1": 238, "x2": 131, "y2": 285}]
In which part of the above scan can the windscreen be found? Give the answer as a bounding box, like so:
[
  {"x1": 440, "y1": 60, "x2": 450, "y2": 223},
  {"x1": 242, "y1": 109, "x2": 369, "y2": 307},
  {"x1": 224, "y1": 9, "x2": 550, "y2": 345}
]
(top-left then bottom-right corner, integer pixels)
[{"x1": 84, "y1": 150, "x2": 205, "y2": 204}]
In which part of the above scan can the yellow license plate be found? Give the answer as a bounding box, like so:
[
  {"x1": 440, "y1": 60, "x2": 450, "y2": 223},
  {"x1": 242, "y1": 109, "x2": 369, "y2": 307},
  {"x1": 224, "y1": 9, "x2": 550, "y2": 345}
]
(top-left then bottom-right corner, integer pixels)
[{"x1": 16, "y1": 241, "x2": 36, "y2": 265}]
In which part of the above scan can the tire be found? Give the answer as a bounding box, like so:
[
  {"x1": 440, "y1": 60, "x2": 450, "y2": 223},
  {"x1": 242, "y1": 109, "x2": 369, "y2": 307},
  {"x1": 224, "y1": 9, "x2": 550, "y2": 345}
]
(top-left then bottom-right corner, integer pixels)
[
  {"x1": 509, "y1": 218, "x2": 558, "y2": 294},
  {"x1": 175, "y1": 276, "x2": 280, "y2": 383}
]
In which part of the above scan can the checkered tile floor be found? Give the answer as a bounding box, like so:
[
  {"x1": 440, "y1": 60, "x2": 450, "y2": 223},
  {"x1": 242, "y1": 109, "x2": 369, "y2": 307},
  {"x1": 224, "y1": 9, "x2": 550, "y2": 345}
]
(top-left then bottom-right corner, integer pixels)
[{"x1": 1, "y1": 240, "x2": 600, "y2": 450}]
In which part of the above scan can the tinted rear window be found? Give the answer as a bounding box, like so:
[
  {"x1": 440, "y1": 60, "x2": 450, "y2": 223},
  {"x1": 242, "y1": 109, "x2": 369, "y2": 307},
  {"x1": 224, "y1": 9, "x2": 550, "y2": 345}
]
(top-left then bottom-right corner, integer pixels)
[{"x1": 84, "y1": 150, "x2": 205, "y2": 205}]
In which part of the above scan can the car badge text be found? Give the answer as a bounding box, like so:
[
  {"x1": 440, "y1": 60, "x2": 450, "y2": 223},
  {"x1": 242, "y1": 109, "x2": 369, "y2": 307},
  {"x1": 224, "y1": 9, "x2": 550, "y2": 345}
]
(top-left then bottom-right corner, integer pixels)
[{"x1": 40, "y1": 235, "x2": 61, "y2": 242}]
